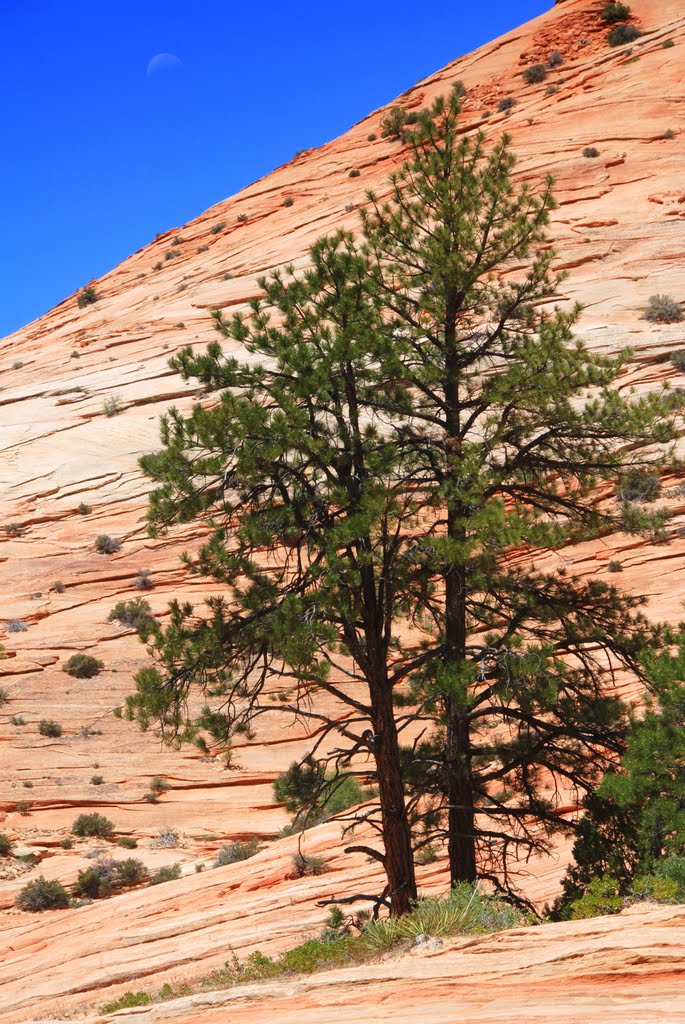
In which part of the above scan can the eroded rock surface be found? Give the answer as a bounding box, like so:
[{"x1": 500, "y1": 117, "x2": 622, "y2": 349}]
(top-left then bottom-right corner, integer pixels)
[{"x1": 1, "y1": 0, "x2": 684, "y2": 1018}]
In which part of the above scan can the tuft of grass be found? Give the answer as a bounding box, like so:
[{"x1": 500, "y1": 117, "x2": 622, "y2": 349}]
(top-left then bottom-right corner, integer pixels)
[
  {"x1": 292, "y1": 852, "x2": 327, "y2": 877},
  {"x1": 52, "y1": 581, "x2": 66, "y2": 593},
  {"x1": 117, "y1": 836, "x2": 138, "y2": 849},
  {"x1": 583, "y1": 146, "x2": 600, "y2": 158},
  {"x1": 210, "y1": 221, "x2": 226, "y2": 234},
  {"x1": 102, "y1": 992, "x2": 153, "y2": 1013},
  {"x1": 149, "y1": 863, "x2": 182, "y2": 885},
  {"x1": 214, "y1": 838, "x2": 260, "y2": 867},
  {"x1": 0, "y1": 688, "x2": 8, "y2": 706},
  {"x1": 4, "y1": 522, "x2": 23, "y2": 537},
  {"x1": 283, "y1": 196, "x2": 294, "y2": 207},
  {"x1": 90, "y1": 774, "x2": 105, "y2": 785},
  {"x1": 607, "y1": 560, "x2": 623, "y2": 573},
  {"x1": 77, "y1": 502, "x2": 92, "y2": 515}
]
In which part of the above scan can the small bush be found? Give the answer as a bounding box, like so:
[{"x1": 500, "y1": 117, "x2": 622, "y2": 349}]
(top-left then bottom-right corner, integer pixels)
[
  {"x1": 645, "y1": 294, "x2": 683, "y2": 323},
  {"x1": 94, "y1": 534, "x2": 121, "y2": 554},
  {"x1": 77, "y1": 284, "x2": 99, "y2": 308},
  {"x1": 60, "y1": 837, "x2": 74, "y2": 849},
  {"x1": 210, "y1": 221, "x2": 226, "y2": 234},
  {"x1": 16, "y1": 876, "x2": 70, "y2": 912},
  {"x1": 214, "y1": 838, "x2": 260, "y2": 867},
  {"x1": 498, "y1": 96, "x2": 517, "y2": 113},
  {"x1": 415, "y1": 845, "x2": 439, "y2": 865},
  {"x1": 630, "y1": 874, "x2": 681, "y2": 904},
  {"x1": 197, "y1": 244, "x2": 209, "y2": 253},
  {"x1": 569, "y1": 875, "x2": 623, "y2": 919},
  {"x1": 102, "y1": 992, "x2": 153, "y2": 1013},
  {"x1": 662, "y1": 39, "x2": 675, "y2": 49},
  {"x1": 583, "y1": 146, "x2": 600, "y2": 158},
  {"x1": 134, "y1": 568, "x2": 154, "y2": 589},
  {"x1": 607, "y1": 560, "x2": 623, "y2": 573},
  {"x1": 367, "y1": 133, "x2": 377, "y2": 141},
  {"x1": 348, "y1": 169, "x2": 361, "y2": 178},
  {"x1": 0, "y1": 688, "x2": 8, "y2": 705},
  {"x1": 102, "y1": 395, "x2": 123, "y2": 417},
  {"x1": 116, "y1": 857, "x2": 148, "y2": 886},
  {"x1": 63, "y1": 653, "x2": 104, "y2": 678},
  {"x1": 74, "y1": 864, "x2": 114, "y2": 899},
  {"x1": 523, "y1": 64, "x2": 547, "y2": 85},
  {"x1": 39, "y1": 720, "x2": 63, "y2": 738},
  {"x1": 292, "y1": 852, "x2": 327, "y2": 877},
  {"x1": 16, "y1": 801, "x2": 31, "y2": 815},
  {"x1": 72, "y1": 812, "x2": 115, "y2": 838},
  {"x1": 10, "y1": 715, "x2": 26, "y2": 726},
  {"x1": 283, "y1": 196, "x2": 294, "y2": 207},
  {"x1": 164, "y1": 250, "x2": 179, "y2": 260},
  {"x1": 236, "y1": 213, "x2": 248, "y2": 223},
  {"x1": 52, "y1": 581, "x2": 65, "y2": 593},
  {"x1": 548, "y1": 50, "x2": 564, "y2": 68},
  {"x1": 6, "y1": 620, "x2": 27, "y2": 633},
  {"x1": 607, "y1": 23, "x2": 641, "y2": 46},
  {"x1": 600, "y1": 2, "x2": 631, "y2": 24},
  {"x1": 616, "y1": 468, "x2": 661, "y2": 503},
  {"x1": 117, "y1": 836, "x2": 138, "y2": 849},
  {"x1": 12, "y1": 360, "x2": 23, "y2": 370},
  {"x1": 77, "y1": 502, "x2": 92, "y2": 515},
  {"x1": 22, "y1": 780, "x2": 33, "y2": 788},
  {"x1": 108, "y1": 598, "x2": 154, "y2": 634},
  {"x1": 149, "y1": 776, "x2": 170, "y2": 795},
  {"x1": 4, "y1": 522, "x2": 23, "y2": 537},
  {"x1": 654, "y1": 855, "x2": 685, "y2": 892},
  {"x1": 380, "y1": 106, "x2": 407, "y2": 139},
  {"x1": 0, "y1": 833, "x2": 12, "y2": 857},
  {"x1": 149, "y1": 862, "x2": 182, "y2": 885},
  {"x1": 91, "y1": 774, "x2": 104, "y2": 785}
]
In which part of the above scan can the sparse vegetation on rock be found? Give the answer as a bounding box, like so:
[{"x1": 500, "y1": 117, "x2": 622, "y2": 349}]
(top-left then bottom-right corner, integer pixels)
[
  {"x1": 149, "y1": 863, "x2": 182, "y2": 885},
  {"x1": 600, "y1": 2, "x2": 631, "y2": 24},
  {"x1": 523, "y1": 63, "x2": 547, "y2": 85},
  {"x1": 583, "y1": 146, "x2": 600, "y2": 157},
  {"x1": 607, "y1": 23, "x2": 641, "y2": 46},
  {"x1": 63, "y1": 653, "x2": 104, "y2": 678},
  {"x1": 214, "y1": 838, "x2": 260, "y2": 866},
  {"x1": 77, "y1": 284, "x2": 99, "y2": 308},
  {"x1": 616, "y1": 467, "x2": 661, "y2": 503},
  {"x1": 39, "y1": 719, "x2": 63, "y2": 738},
  {"x1": 16, "y1": 876, "x2": 70, "y2": 912},
  {"x1": 72, "y1": 812, "x2": 115, "y2": 838},
  {"x1": 0, "y1": 833, "x2": 13, "y2": 856},
  {"x1": 380, "y1": 106, "x2": 408, "y2": 139},
  {"x1": 108, "y1": 598, "x2": 154, "y2": 635},
  {"x1": 645, "y1": 294, "x2": 682, "y2": 323},
  {"x1": 94, "y1": 534, "x2": 121, "y2": 554}
]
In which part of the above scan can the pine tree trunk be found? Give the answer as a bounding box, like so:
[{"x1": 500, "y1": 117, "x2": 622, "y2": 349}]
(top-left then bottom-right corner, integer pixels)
[
  {"x1": 371, "y1": 681, "x2": 417, "y2": 916},
  {"x1": 445, "y1": 698, "x2": 478, "y2": 883}
]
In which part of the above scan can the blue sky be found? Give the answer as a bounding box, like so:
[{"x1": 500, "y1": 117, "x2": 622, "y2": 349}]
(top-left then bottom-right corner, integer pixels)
[{"x1": 0, "y1": 0, "x2": 548, "y2": 337}]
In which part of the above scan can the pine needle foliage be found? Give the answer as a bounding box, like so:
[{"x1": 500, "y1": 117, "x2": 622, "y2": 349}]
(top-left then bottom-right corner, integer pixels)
[{"x1": 129, "y1": 89, "x2": 681, "y2": 911}]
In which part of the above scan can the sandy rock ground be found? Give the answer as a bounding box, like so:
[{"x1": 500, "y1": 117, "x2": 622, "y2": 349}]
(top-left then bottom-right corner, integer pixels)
[{"x1": 1, "y1": 0, "x2": 684, "y2": 1018}]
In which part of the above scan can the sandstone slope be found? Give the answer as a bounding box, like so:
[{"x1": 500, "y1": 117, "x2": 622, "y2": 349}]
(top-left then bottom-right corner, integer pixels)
[{"x1": 1, "y1": 0, "x2": 684, "y2": 1018}]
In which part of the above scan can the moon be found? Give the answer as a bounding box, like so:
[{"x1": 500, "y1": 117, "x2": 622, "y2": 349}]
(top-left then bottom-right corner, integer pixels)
[{"x1": 146, "y1": 52, "x2": 183, "y2": 76}]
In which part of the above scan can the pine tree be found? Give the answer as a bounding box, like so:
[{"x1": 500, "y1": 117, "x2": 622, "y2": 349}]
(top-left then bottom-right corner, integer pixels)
[{"x1": 128, "y1": 86, "x2": 681, "y2": 911}]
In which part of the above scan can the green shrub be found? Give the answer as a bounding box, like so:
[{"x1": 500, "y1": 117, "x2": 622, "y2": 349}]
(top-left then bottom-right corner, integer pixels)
[
  {"x1": 108, "y1": 598, "x2": 154, "y2": 634},
  {"x1": 600, "y1": 2, "x2": 631, "y2": 24},
  {"x1": 77, "y1": 284, "x2": 99, "y2": 308},
  {"x1": 102, "y1": 991, "x2": 153, "y2": 1012},
  {"x1": 645, "y1": 294, "x2": 683, "y2": 323},
  {"x1": 134, "y1": 568, "x2": 154, "y2": 590},
  {"x1": 630, "y1": 874, "x2": 681, "y2": 904},
  {"x1": 523, "y1": 64, "x2": 547, "y2": 85},
  {"x1": 214, "y1": 838, "x2": 260, "y2": 867},
  {"x1": 210, "y1": 221, "x2": 226, "y2": 234},
  {"x1": 569, "y1": 876, "x2": 624, "y2": 919},
  {"x1": 616, "y1": 468, "x2": 661, "y2": 503},
  {"x1": 380, "y1": 106, "x2": 408, "y2": 139},
  {"x1": 4, "y1": 522, "x2": 23, "y2": 537},
  {"x1": 52, "y1": 581, "x2": 66, "y2": 593},
  {"x1": 498, "y1": 96, "x2": 517, "y2": 113},
  {"x1": 0, "y1": 687, "x2": 8, "y2": 705},
  {"x1": 0, "y1": 833, "x2": 12, "y2": 857},
  {"x1": 654, "y1": 855, "x2": 685, "y2": 893},
  {"x1": 90, "y1": 774, "x2": 104, "y2": 785},
  {"x1": 415, "y1": 845, "x2": 439, "y2": 865},
  {"x1": 94, "y1": 534, "x2": 121, "y2": 554},
  {"x1": 16, "y1": 876, "x2": 70, "y2": 912},
  {"x1": 274, "y1": 758, "x2": 363, "y2": 825},
  {"x1": 149, "y1": 863, "x2": 182, "y2": 885},
  {"x1": 72, "y1": 812, "x2": 114, "y2": 838},
  {"x1": 63, "y1": 653, "x2": 104, "y2": 678},
  {"x1": 60, "y1": 837, "x2": 74, "y2": 849},
  {"x1": 77, "y1": 502, "x2": 92, "y2": 515},
  {"x1": 22, "y1": 780, "x2": 33, "y2": 788},
  {"x1": 74, "y1": 856, "x2": 146, "y2": 897},
  {"x1": 548, "y1": 50, "x2": 564, "y2": 68},
  {"x1": 607, "y1": 560, "x2": 623, "y2": 573},
  {"x1": 236, "y1": 213, "x2": 248, "y2": 223},
  {"x1": 607, "y1": 23, "x2": 641, "y2": 45},
  {"x1": 16, "y1": 800, "x2": 31, "y2": 815},
  {"x1": 583, "y1": 146, "x2": 600, "y2": 158},
  {"x1": 367, "y1": 133, "x2": 377, "y2": 141},
  {"x1": 348, "y1": 169, "x2": 361, "y2": 178},
  {"x1": 10, "y1": 715, "x2": 26, "y2": 726},
  {"x1": 662, "y1": 39, "x2": 675, "y2": 49},
  {"x1": 102, "y1": 395, "x2": 123, "y2": 417},
  {"x1": 149, "y1": 776, "x2": 169, "y2": 795},
  {"x1": 292, "y1": 852, "x2": 327, "y2": 877},
  {"x1": 117, "y1": 836, "x2": 138, "y2": 849},
  {"x1": 39, "y1": 720, "x2": 63, "y2": 738}
]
